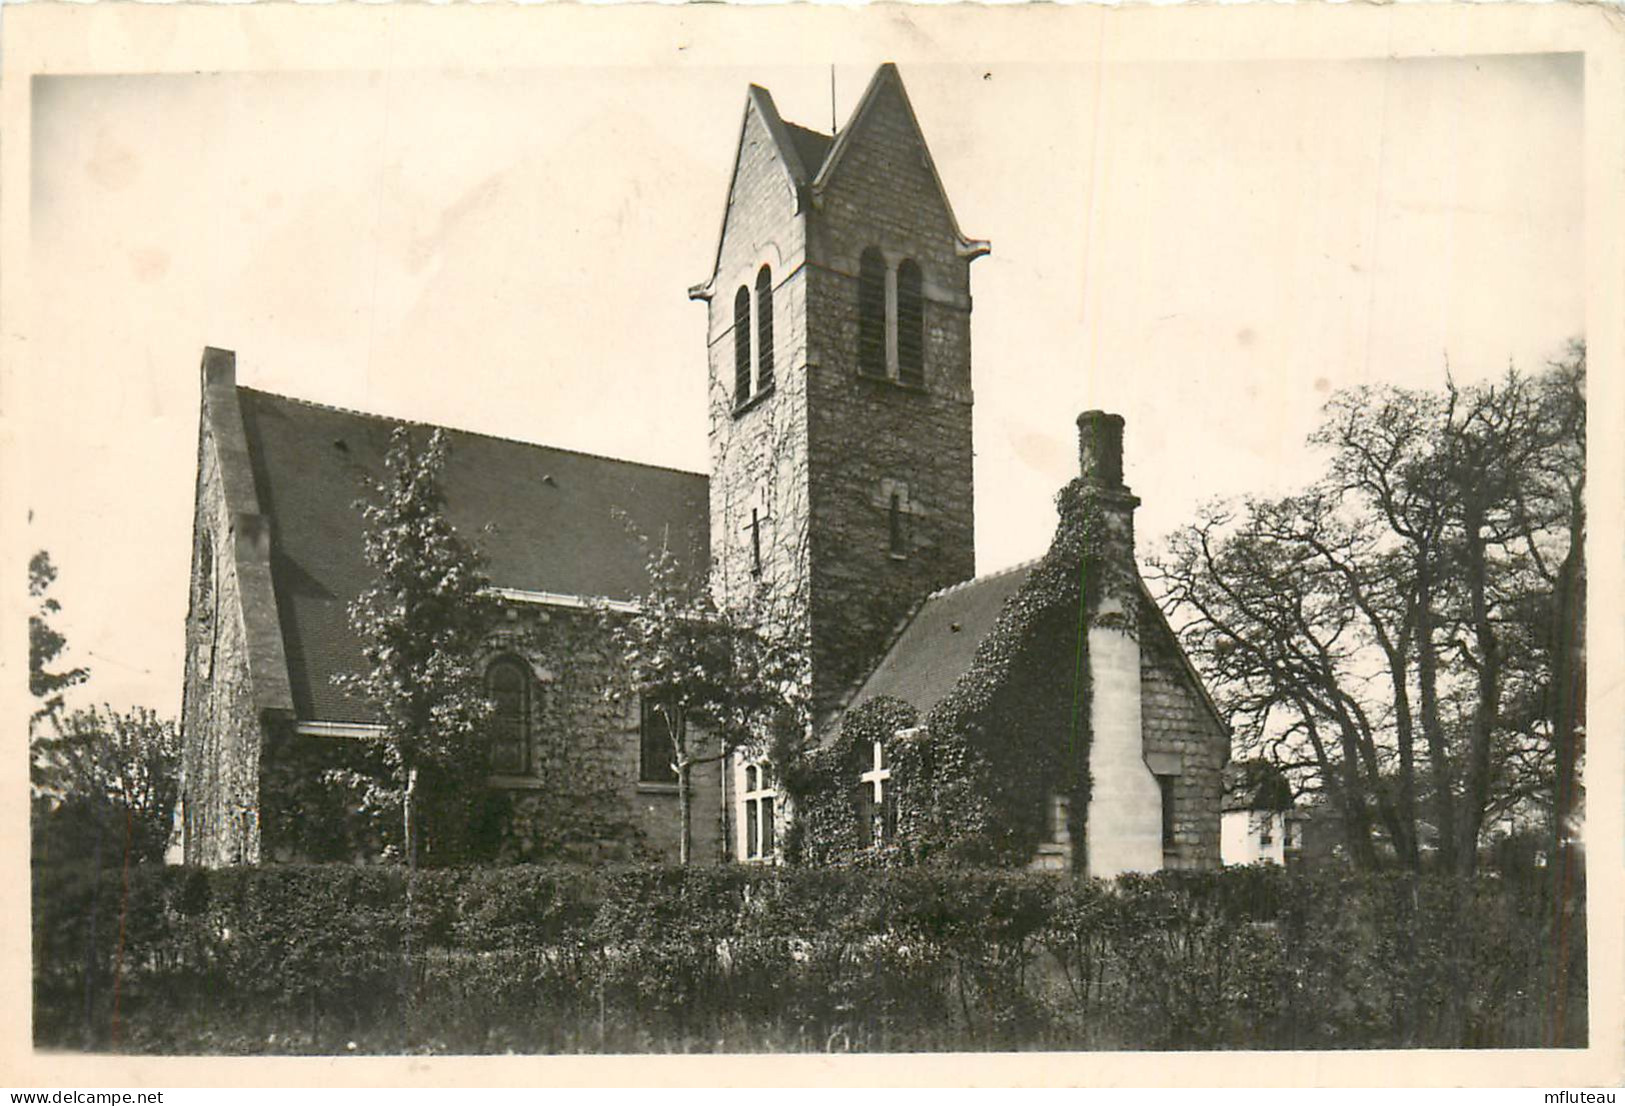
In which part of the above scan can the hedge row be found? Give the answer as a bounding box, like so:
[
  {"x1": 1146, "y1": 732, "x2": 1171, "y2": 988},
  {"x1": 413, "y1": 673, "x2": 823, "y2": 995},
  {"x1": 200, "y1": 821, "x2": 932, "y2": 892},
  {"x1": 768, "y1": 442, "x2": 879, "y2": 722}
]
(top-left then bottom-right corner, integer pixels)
[{"x1": 33, "y1": 861, "x2": 1586, "y2": 1054}]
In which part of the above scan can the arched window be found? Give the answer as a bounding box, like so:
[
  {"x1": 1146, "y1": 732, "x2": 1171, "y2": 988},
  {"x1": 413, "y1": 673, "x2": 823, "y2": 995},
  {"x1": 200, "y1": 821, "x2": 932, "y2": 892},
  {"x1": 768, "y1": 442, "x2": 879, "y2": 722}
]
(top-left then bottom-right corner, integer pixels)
[
  {"x1": 486, "y1": 657, "x2": 530, "y2": 776},
  {"x1": 896, "y1": 259, "x2": 924, "y2": 388},
  {"x1": 733, "y1": 285, "x2": 752, "y2": 402},
  {"x1": 857, "y1": 247, "x2": 887, "y2": 377},
  {"x1": 755, "y1": 265, "x2": 775, "y2": 393}
]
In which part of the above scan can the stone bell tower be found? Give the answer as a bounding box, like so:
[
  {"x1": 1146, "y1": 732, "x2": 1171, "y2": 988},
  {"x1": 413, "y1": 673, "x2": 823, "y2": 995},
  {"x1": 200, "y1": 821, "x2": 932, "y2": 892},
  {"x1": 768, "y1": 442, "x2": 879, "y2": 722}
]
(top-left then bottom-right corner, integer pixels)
[{"x1": 691, "y1": 64, "x2": 989, "y2": 716}]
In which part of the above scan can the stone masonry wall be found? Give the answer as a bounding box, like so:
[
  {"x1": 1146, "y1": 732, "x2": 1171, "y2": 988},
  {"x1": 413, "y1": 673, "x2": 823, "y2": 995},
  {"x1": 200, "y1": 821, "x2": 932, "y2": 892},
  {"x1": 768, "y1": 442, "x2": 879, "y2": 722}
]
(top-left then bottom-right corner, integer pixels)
[
  {"x1": 707, "y1": 95, "x2": 814, "y2": 630},
  {"x1": 482, "y1": 604, "x2": 727, "y2": 865},
  {"x1": 802, "y1": 75, "x2": 976, "y2": 714},
  {"x1": 255, "y1": 602, "x2": 728, "y2": 865},
  {"x1": 180, "y1": 421, "x2": 265, "y2": 867},
  {"x1": 1140, "y1": 606, "x2": 1228, "y2": 870}
]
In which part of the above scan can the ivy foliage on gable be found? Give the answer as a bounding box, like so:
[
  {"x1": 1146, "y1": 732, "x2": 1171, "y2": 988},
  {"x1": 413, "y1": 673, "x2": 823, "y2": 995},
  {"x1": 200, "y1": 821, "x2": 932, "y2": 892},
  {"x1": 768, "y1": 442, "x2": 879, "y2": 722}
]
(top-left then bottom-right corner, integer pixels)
[{"x1": 788, "y1": 478, "x2": 1141, "y2": 868}]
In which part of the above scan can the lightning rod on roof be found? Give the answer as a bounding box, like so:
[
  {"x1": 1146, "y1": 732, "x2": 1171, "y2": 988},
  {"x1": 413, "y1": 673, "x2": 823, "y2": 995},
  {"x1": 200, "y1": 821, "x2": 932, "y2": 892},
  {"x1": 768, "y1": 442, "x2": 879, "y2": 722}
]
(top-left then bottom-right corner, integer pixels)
[{"x1": 830, "y1": 65, "x2": 837, "y2": 135}]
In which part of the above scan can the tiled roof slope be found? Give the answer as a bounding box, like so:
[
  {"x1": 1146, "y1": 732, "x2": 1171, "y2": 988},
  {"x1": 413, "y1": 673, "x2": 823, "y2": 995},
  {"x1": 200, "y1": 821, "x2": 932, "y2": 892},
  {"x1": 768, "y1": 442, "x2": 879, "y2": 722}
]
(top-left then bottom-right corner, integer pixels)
[
  {"x1": 236, "y1": 388, "x2": 709, "y2": 723},
  {"x1": 849, "y1": 560, "x2": 1038, "y2": 714}
]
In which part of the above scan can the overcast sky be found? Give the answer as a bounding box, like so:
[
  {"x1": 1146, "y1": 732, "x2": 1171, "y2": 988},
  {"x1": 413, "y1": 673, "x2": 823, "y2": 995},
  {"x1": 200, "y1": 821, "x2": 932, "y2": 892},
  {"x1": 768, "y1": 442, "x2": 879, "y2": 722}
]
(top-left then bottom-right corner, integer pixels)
[{"x1": 24, "y1": 51, "x2": 1583, "y2": 717}]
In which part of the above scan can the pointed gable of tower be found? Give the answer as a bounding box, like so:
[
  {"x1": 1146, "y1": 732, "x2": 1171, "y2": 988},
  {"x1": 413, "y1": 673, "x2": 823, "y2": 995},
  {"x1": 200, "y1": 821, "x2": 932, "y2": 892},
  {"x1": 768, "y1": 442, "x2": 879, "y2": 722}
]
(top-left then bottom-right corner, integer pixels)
[
  {"x1": 692, "y1": 85, "x2": 830, "y2": 306},
  {"x1": 811, "y1": 63, "x2": 986, "y2": 263}
]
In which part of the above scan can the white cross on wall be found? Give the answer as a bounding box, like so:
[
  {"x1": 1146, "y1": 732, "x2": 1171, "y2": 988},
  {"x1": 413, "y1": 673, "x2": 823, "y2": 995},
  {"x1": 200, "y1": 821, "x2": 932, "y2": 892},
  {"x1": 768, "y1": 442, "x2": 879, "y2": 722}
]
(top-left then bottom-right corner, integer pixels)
[{"x1": 861, "y1": 740, "x2": 891, "y2": 804}]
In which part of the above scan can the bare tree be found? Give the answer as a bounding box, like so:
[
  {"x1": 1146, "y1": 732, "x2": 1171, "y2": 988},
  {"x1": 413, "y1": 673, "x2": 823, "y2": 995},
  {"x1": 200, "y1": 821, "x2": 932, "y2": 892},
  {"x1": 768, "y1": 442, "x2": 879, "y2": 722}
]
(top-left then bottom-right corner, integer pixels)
[{"x1": 1153, "y1": 347, "x2": 1585, "y2": 873}]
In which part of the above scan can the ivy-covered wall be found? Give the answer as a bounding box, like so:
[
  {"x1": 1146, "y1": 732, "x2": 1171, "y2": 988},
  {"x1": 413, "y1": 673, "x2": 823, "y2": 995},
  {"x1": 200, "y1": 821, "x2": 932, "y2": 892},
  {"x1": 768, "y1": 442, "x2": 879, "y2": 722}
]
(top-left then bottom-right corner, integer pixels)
[{"x1": 790, "y1": 478, "x2": 1106, "y2": 868}]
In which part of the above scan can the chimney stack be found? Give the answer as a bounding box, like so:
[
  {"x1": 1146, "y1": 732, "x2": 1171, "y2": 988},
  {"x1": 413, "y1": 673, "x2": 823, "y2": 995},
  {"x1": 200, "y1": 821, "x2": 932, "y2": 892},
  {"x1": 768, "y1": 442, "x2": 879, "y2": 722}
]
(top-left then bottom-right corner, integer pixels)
[
  {"x1": 1077, "y1": 410, "x2": 1126, "y2": 491},
  {"x1": 1070, "y1": 409, "x2": 1161, "y2": 879}
]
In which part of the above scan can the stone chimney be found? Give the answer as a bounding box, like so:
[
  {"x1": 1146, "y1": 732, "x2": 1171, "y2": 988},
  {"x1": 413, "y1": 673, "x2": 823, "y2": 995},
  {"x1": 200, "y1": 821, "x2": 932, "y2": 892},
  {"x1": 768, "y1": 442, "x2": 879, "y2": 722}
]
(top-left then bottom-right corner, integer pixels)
[
  {"x1": 1074, "y1": 410, "x2": 1162, "y2": 879},
  {"x1": 1077, "y1": 409, "x2": 1126, "y2": 492}
]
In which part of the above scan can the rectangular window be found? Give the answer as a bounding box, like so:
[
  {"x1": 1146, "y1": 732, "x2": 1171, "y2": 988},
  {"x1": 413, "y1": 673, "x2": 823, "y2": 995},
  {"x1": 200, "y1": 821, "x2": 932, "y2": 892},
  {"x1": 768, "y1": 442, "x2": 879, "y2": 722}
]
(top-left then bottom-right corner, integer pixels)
[
  {"x1": 1046, "y1": 792, "x2": 1071, "y2": 845},
  {"x1": 639, "y1": 699, "x2": 681, "y2": 784},
  {"x1": 751, "y1": 508, "x2": 763, "y2": 578},
  {"x1": 1157, "y1": 775, "x2": 1176, "y2": 850},
  {"x1": 741, "y1": 760, "x2": 777, "y2": 862}
]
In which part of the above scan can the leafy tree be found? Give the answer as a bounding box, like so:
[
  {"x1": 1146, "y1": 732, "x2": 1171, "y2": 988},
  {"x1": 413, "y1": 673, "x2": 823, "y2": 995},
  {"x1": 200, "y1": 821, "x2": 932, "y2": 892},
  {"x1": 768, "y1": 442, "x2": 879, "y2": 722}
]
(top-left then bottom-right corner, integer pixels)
[
  {"x1": 29, "y1": 550, "x2": 89, "y2": 797},
  {"x1": 1152, "y1": 346, "x2": 1585, "y2": 874},
  {"x1": 33, "y1": 705, "x2": 179, "y2": 866},
  {"x1": 334, "y1": 427, "x2": 498, "y2": 868},
  {"x1": 607, "y1": 540, "x2": 811, "y2": 865}
]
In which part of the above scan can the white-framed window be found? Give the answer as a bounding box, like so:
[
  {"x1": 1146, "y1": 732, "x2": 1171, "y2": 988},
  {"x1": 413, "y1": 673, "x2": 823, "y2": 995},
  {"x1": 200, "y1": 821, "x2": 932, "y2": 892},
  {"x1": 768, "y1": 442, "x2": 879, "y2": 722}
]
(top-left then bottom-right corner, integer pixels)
[{"x1": 740, "y1": 760, "x2": 777, "y2": 861}]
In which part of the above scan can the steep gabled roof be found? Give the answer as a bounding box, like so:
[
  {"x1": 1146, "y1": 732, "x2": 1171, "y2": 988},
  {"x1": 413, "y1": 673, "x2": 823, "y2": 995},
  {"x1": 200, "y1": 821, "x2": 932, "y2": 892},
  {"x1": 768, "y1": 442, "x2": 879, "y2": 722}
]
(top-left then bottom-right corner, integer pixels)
[
  {"x1": 848, "y1": 560, "x2": 1229, "y2": 737},
  {"x1": 234, "y1": 387, "x2": 708, "y2": 723}
]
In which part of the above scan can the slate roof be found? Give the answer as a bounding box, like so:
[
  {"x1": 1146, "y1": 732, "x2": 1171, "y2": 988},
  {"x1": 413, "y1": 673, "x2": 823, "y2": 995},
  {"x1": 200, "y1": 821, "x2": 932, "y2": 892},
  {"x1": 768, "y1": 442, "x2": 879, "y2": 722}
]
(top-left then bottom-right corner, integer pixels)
[
  {"x1": 782, "y1": 122, "x2": 834, "y2": 183},
  {"x1": 848, "y1": 556, "x2": 1231, "y2": 740},
  {"x1": 234, "y1": 387, "x2": 708, "y2": 723},
  {"x1": 848, "y1": 559, "x2": 1039, "y2": 714}
]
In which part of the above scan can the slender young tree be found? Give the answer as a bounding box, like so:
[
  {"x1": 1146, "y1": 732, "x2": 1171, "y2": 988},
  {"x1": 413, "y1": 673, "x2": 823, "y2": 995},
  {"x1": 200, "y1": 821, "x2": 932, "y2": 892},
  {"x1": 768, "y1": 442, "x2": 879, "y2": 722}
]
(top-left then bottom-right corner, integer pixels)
[
  {"x1": 607, "y1": 541, "x2": 810, "y2": 865},
  {"x1": 335, "y1": 428, "x2": 496, "y2": 868}
]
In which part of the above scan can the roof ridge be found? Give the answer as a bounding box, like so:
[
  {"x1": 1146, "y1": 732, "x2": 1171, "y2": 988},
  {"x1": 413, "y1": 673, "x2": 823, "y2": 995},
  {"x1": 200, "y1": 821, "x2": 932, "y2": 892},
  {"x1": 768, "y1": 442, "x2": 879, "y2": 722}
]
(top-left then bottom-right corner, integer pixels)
[
  {"x1": 925, "y1": 555, "x2": 1043, "y2": 601},
  {"x1": 238, "y1": 385, "x2": 707, "y2": 481}
]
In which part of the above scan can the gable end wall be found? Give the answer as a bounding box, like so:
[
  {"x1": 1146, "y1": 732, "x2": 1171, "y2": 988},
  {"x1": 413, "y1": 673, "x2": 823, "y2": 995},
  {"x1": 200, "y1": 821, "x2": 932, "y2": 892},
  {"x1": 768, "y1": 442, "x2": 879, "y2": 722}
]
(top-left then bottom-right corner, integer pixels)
[
  {"x1": 180, "y1": 417, "x2": 269, "y2": 866},
  {"x1": 1140, "y1": 612, "x2": 1228, "y2": 870}
]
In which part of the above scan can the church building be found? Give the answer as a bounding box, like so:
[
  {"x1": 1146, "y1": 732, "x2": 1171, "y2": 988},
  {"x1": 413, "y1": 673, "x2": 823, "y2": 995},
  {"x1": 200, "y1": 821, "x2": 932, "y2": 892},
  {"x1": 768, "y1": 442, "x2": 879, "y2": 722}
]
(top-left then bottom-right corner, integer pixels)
[{"x1": 179, "y1": 64, "x2": 1229, "y2": 874}]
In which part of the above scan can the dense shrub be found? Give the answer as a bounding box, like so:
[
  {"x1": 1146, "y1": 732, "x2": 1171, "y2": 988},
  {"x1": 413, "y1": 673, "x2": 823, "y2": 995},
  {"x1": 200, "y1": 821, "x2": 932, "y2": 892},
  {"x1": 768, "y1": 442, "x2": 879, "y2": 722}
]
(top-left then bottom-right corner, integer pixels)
[{"x1": 32, "y1": 860, "x2": 1585, "y2": 1054}]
